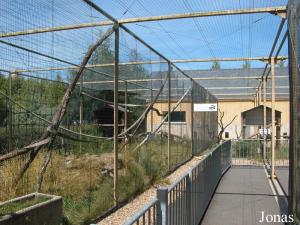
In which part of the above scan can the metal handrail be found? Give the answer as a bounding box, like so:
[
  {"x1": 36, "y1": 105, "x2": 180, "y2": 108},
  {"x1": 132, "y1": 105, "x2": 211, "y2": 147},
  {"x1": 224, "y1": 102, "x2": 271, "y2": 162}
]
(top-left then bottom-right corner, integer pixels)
[
  {"x1": 123, "y1": 198, "x2": 160, "y2": 225},
  {"x1": 124, "y1": 140, "x2": 232, "y2": 225}
]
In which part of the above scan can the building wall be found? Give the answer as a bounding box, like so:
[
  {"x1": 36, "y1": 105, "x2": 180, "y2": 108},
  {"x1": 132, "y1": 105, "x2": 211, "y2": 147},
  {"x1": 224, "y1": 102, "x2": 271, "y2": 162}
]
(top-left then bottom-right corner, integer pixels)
[
  {"x1": 218, "y1": 100, "x2": 290, "y2": 139},
  {"x1": 146, "y1": 102, "x2": 192, "y2": 138},
  {"x1": 146, "y1": 99, "x2": 290, "y2": 140}
]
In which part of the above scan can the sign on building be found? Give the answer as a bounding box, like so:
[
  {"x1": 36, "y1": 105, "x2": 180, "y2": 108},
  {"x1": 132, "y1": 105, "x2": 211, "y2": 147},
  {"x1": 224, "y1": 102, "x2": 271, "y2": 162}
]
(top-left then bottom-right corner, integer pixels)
[
  {"x1": 259, "y1": 128, "x2": 271, "y2": 135},
  {"x1": 194, "y1": 103, "x2": 217, "y2": 112}
]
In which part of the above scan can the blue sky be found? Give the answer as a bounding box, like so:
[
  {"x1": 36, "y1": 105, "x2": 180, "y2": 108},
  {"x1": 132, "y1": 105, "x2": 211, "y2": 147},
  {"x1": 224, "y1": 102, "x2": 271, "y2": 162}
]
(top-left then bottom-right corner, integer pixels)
[
  {"x1": 0, "y1": 0, "x2": 288, "y2": 73},
  {"x1": 98, "y1": 0, "x2": 288, "y2": 69}
]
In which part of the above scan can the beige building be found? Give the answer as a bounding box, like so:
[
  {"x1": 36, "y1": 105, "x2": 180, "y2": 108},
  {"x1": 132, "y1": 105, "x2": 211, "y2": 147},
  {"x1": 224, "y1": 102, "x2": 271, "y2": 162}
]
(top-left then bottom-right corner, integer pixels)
[
  {"x1": 218, "y1": 99, "x2": 290, "y2": 139},
  {"x1": 146, "y1": 67, "x2": 289, "y2": 140},
  {"x1": 146, "y1": 101, "x2": 193, "y2": 138},
  {"x1": 146, "y1": 99, "x2": 290, "y2": 140}
]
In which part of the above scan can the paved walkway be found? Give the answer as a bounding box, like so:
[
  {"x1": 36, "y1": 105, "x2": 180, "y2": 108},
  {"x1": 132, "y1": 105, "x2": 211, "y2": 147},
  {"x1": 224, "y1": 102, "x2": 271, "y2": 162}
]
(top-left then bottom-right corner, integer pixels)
[
  {"x1": 201, "y1": 166, "x2": 285, "y2": 225},
  {"x1": 275, "y1": 167, "x2": 289, "y2": 196}
]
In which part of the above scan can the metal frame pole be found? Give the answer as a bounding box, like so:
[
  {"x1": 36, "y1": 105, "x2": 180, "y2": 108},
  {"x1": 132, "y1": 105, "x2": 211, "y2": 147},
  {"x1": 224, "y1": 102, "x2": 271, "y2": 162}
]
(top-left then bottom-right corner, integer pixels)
[
  {"x1": 13, "y1": 56, "x2": 288, "y2": 73},
  {"x1": 167, "y1": 62, "x2": 171, "y2": 170},
  {"x1": 287, "y1": 0, "x2": 299, "y2": 218},
  {"x1": 8, "y1": 72, "x2": 13, "y2": 151},
  {"x1": 257, "y1": 93, "x2": 259, "y2": 106},
  {"x1": 191, "y1": 79, "x2": 194, "y2": 156},
  {"x1": 271, "y1": 57, "x2": 276, "y2": 179},
  {"x1": 114, "y1": 26, "x2": 119, "y2": 205},
  {"x1": 0, "y1": 6, "x2": 286, "y2": 38},
  {"x1": 263, "y1": 76, "x2": 267, "y2": 160},
  {"x1": 256, "y1": 93, "x2": 258, "y2": 106},
  {"x1": 79, "y1": 75, "x2": 83, "y2": 154},
  {"x1": 259, "y1": 84, "x2": 262, "y2": 105},
  {"x1": 124, "y1": 81, "x2": 128, "y2": 152},
  {"x1": 150, "y1": 81, "x2": 153, "y2": 132}
]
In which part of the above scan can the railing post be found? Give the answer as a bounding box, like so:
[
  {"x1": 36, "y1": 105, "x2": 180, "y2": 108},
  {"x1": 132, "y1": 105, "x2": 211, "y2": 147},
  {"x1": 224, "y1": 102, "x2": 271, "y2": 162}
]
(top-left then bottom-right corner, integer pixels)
[
  {"x1": 157, "y1": 188, "x2": 168, "y2": 225},
  {"x1": 113, "y1": 24, "x2": 119, "y2": 205},
  {"x1": 186, "y1": 172, "x2": 192, "y2": 225}
]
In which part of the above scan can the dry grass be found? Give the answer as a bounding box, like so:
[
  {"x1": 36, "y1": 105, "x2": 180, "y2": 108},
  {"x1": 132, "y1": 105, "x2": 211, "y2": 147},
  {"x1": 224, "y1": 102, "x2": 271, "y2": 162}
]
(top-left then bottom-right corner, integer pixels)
[{"x1": 0, "y1": 136, "x2": 192, "y2": 225}]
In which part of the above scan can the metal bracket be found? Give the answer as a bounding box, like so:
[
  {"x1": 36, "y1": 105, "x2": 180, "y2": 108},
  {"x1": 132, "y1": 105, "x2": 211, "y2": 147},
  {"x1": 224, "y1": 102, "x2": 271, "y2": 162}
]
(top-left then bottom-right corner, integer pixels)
[
  {"x1": 269, "y1": 9, "x2": 286, "y2": 19},
  {"x1": 275, "y1": 12, "x2": 287, "y2": 19},
  {"x1": 259, "y1": 58, "x2": 270, "y2": 64},
  {"x1": 274, "y1": 58, "x2": 285, "y2": 64},
  {"x1": 261, "y1": 57, "x2": 286, "y2": 65}
]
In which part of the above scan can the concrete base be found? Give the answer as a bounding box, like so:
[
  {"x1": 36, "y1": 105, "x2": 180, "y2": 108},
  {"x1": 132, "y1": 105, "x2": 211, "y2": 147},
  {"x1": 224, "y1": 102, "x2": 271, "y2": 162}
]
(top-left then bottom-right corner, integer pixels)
[{"x1": 0, "y1": 193, "x2": 62, "y2": 225}]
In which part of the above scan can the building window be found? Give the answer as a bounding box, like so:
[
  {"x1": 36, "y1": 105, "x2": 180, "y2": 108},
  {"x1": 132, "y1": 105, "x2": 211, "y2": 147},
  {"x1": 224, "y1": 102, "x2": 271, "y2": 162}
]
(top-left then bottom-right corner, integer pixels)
[
  {"x1": 225, "y1": 132, "x2": 229, "y2": 138},
  {"x1": 163, "y1": 111, "x2": 186, "y2": 123}
]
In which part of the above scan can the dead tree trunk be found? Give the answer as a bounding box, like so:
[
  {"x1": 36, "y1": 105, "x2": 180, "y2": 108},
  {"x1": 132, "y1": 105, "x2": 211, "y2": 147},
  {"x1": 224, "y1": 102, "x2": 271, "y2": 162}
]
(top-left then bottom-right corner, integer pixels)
[
  {"x1": 12, "y1": 26, "x2": 116, "y2": 191},
  {"x1": 217, "y1": 109, "x2": 237, "y2": 143}
]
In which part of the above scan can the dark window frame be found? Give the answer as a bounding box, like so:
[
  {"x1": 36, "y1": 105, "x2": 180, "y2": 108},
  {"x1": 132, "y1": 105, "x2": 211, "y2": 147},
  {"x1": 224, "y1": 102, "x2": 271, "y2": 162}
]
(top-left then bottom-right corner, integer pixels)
[
  {"x1": 163, "y1": 111, "x2": 186, "y2": 123},
  {"x1": 225, "y1": 132, "x2": 229, "y2": 138}
]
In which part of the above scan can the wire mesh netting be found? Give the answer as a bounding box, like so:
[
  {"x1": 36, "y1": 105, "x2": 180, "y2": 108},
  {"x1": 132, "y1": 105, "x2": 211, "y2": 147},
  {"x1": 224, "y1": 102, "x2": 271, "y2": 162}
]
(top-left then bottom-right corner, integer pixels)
[
  {"x1": 0, "y1": 0, "x2": 291, "y2": 224},
  {"x1": 192, "y1": 81, "x2": 218, "y2": 154},
  {"x1": 287, "y1": 0, "x2": 300, "y2": 214},
  {"x1": 0, "y1": 1, "x2": 218, "y2": 224}
]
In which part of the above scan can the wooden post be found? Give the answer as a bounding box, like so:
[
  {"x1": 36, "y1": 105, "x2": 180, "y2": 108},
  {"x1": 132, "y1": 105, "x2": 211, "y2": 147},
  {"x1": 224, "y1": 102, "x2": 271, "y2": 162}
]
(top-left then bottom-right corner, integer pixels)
[
  {"x1": 167, "y1": 62, "x2": 171, "y2": 170},
  {"x1": 124, "y1": 81, "x2": 128, "y2": 151},
  {"x1": 271, "y1": 57, "x2": 276, "y2": 180},
  {"x1": 114, "y1": 26, "x2": 119, "y2": 205},
  {"x1": 8, "y1": 72, "x2": 13, "y2": 151},
  {"x1": 263, "y1": 76, "x2": 267, "y2": 160}
]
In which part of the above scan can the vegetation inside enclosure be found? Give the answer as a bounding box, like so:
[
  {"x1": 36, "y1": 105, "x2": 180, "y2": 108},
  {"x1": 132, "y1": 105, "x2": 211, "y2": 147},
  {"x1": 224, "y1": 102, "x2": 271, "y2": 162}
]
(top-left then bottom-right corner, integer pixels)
[
  {"x1": 232, "y1": 140, "x2": 263, "y2": 160},
  {"x1": 0, "y1": 195, "x2": 51, "y2": 217},
  {"x1": 232, "y1": 140, "x2": 289, "y2": 162},
  {"x1": 1, "y1": 135, "x2": 191, "y2": 225},
  {"x1": 0, "y1": 3, "x2": 217, "y2": 225},
  {"x1": 275, "y1": 141, "x2": 289, "y2": 160}
]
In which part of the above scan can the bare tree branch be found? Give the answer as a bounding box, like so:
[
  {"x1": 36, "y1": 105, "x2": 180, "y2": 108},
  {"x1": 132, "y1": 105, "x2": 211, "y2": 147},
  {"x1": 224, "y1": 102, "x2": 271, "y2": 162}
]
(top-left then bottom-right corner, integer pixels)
[
  {"x1": 235, "y1": 125, "x2": 242, "y2": 139},
  {"x1": 12, "y1": 26, "x2": 116, "y2": 187},
  {"x1": 36, "y1": 149, "x2": 53, "y2": 192},
  {"x1": 217, "y1": 108, "x2": 237, "y2": 143}
]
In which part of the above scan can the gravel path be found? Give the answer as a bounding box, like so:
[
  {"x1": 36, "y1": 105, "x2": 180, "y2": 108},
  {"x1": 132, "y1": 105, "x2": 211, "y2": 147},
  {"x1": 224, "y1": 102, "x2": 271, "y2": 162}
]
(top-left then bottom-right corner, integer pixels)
[{"x1": 98, "y1": 156, "x2": 203, "y2": 225}]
